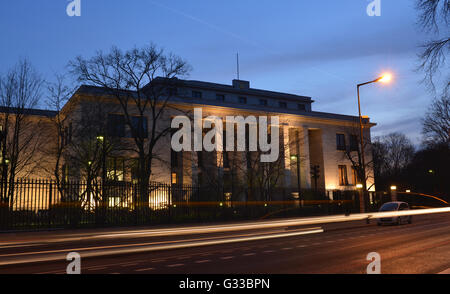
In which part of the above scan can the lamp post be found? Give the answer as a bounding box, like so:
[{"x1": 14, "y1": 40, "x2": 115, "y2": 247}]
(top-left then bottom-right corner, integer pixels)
[
  {"x1": 290, "y1": 154, "x2": 301, "y2": 195},
  {"x1": 356, "y1": 73, "x2": 392, "y2": 213},
  {"x1": 390, "y1": 185, "x2": 398, "y2": 202},
  {"x1": 96, "y1": 135, "x2": 106, "y2": 185},
  {"x1": 0, "y1": 128, "x2": 8, "y2": 206},
  {"x1": 96, "y1": 135, "x2": 107, "y2": 223}
]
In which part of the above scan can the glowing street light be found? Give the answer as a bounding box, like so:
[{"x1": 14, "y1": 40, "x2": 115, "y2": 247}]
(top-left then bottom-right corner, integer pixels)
[
  {"x1": 356, "y1": 184, "x2": 363, "y2": 189},
  {"x1": 376, "y1": 73, "x2": 392, "y2": 83},
  {"x1": 356, "y1": 72, "x2": 394, "y2": 213},
  {"x1": 390, "y1": 185, "x2": 397, "y2": 191}
]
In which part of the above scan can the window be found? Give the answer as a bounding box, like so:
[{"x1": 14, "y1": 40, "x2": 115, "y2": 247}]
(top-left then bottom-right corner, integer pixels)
[
  {"x1": 171, "y1": 149, "x2": 179, "y2": 168},
  {"x1": 107, "y1": 114, "x2": 126, "y2": 137},
  {"x1": 67, "y1": 123, "x2": 72, "y2": 144},
  {"x1": 259, "y1": 99, "x2": 268, "y2": 106},
  {"x1": 223, "y1": 130, "x2": 230, "y2": 169},
  {"x1": 338, "y1": 165, "x2": 349, "y2": 186},
  {"x1": 130, "y1": 159, "x2": 140, "y2": 183},
  {"x1": 61, "y1": 164, "x2": 69, "y2": 182},
  {"x1": 399, "y1": 203, "x2": 409, "y2": 210},
  {"x1": 239, "y1": 96, "x2": 247, "y2": 104},
  {"x1": 171, "y1": 128, "x2": 180, "y2": 168},
  {"x1": 351, "y1": 166, "x2": 358, "y2": 185},
  {"x1": 61, "y1": 123, "x2": 73, "y2": 147},
  {"x1": 167, "y1": 87, "x2": 178, "y2": 96},
  {"x1": 336, "y1": 134, "x2": 346, "y2": 151},
  {"x1": 192, "y1": 91, "x2": 202, "y2": 99},
  {"x1": 130, "y1": 116, "x2": 148, "y2": 138},
  {"x1": 171, "y1": 172, "x2": 178, "y2": 184},
  {"x1": 350, "y1": 135, "x2": 359, "y2": 151},
  {"x1": 279, "y1": 102, "x2": 287, "y2": 108},
  {"x1": 298, "y1": 104, "x2": 306, "y2": 111},
  {"x1": 197, "y1": 151, "x2": 204, "y2": 168},
  {"x1": 106, "y1": 157, "x2": 125, "y2": 181},
  {"x1": 216, "y1": 94, "x2": 225, "y2": 102}
]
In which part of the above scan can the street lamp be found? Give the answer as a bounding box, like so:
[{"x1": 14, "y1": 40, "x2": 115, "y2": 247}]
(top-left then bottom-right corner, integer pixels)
[
  {"x1": 290, "y1": 154, "x2": 301, "y2": 194},
  {"x1": 390, "y1": 185, "x2": 398, "y2": 202},
  {"x1": 96, "y1": 134, "x2": 107, "y2": 224},
  {"x1": 357, "y1": 73, "x2": 392, "y2": 213},
  {"x1": 96, "y1": 135, "x2": 106, "y2": 184}
]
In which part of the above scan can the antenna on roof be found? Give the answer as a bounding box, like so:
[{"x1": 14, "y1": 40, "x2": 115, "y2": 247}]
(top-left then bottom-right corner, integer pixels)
[{"x1": 236, "y1": 52, "x2": 240, "y2": 80}]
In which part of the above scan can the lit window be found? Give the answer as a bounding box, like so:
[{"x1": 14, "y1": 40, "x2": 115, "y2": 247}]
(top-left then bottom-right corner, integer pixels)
[
  {"x1": 338, "y1": 165, "x2": 348, "y2": 186},
  {"x1": 106, "y1": 158, "x2": 125, "y2": 181},
  {"x1": 171, "y1": 172, "x2": 178, "y2": 184}
]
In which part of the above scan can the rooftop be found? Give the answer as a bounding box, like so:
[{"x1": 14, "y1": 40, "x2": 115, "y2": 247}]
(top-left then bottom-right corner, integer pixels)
[
  {"x1": 2, "y1": 77, "x2": 373, "y2": 126},
  {"x1": 0, "y1": 106, "x2": 57, "y2": 118}
]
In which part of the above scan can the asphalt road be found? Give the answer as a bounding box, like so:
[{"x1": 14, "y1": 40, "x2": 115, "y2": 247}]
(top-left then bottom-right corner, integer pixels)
[{"x1": 1, "y1": 213, "x2": 450, "y2": 274}]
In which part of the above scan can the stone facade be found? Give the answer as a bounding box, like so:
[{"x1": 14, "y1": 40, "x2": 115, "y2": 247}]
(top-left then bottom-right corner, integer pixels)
[{"x1": 0, "y1": 78, "x2": 376, "y2": 194}]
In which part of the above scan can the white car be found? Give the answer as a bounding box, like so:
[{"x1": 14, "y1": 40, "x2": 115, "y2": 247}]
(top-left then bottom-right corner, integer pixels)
[{"x1": 377, "y1": 201, "x2": 412, "y2": 225}]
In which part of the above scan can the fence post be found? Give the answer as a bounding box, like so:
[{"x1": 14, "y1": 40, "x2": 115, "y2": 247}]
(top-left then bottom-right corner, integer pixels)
[
  {"x1": 168, "y1": 184, "x2": 172, "y2": 223},
  {"x1": 48, "y1": 181, "x2": 52, "y2": 227}
]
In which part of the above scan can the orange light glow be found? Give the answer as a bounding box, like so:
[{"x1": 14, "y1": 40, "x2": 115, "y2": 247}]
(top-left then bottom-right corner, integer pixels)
[{"x1": 378, "y1": 73, "x2": 392, "y2": 83}]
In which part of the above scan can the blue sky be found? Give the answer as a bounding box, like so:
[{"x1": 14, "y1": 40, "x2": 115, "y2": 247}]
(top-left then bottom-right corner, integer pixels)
[{"x1": 0, "y1": 0, "x2": 448, "y2": 144}]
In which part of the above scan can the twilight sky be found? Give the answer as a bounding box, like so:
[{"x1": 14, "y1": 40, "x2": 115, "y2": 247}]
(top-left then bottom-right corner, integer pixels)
[{"x1": 0, "y1": 0, "x2": 448, "y2": 145}]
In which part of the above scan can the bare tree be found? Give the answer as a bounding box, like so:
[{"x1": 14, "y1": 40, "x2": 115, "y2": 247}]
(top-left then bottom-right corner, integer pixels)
[
  {"x1": 43, "y1": 74, "x2": 76, "y2": 187},
  {"x1": 69, "y1": 45, "x2": 191, "y2": 203},
  {"x1": 373, "y1": 133, "x2": 415, "y2": 178},
  {"x1": 0, "y1": 60, "x2": 46, "y2": 206},
  {"x1": 422, "y1": 93, "x2": 450, "y2": 145},
  {"x1": 416, "y1": 0, "x2": 449, "y2": 92},
  {"x1": 342, "y1": 127, "x2": 375, "y2": 192},
  {"x1": 229, "y1": 125, "x2": 302, "y2": 202}
]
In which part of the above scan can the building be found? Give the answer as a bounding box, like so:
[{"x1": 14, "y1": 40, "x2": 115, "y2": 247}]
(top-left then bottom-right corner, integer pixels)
[{"x1": 0, "y1": 77, "x2": 376, "y2": 205}]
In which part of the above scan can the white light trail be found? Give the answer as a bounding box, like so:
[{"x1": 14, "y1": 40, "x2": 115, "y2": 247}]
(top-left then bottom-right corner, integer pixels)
[
  {"x1": 1, "y1": 207, "x2": 449, "y2": 247},
  {"x1": 0, "y1": 228, "x2": 323, "y2": 266}
]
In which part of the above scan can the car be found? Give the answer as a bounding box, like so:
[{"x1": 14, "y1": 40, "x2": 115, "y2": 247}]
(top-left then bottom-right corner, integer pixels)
[{"x1": 377, "y1": 201, "x2": 412, "y2": 226}]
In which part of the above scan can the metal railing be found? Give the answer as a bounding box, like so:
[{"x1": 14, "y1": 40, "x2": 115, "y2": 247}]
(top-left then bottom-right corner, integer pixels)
[{"x1": 0, "y1": 179, "x2": 373, "y2": 230}]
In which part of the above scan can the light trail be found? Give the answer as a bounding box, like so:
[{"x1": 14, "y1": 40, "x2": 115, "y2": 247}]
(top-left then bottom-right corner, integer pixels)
[
  {"x1": 1, "y1": 207, "x2": 450, "y2": 267},
  {"x1": 0, "y1": 228, "x2": 324, "y2": 266},
  {"x1": 398, "y1": 192, "x2": 449, "y2": 205},
  {"x1": 1, "y1": 207, "x2": 449, "y2": 247}
]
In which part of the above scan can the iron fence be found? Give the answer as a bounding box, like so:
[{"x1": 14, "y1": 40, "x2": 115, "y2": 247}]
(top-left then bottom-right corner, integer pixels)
[{"x1": 0, "y1": 179, "x2": 369, "y2": 230}]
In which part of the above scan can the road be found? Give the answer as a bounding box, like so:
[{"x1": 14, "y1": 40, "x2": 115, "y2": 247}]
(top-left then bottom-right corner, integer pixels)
[{"x1": 1, "y1": 212, "x2": 450, "y2": 274}]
